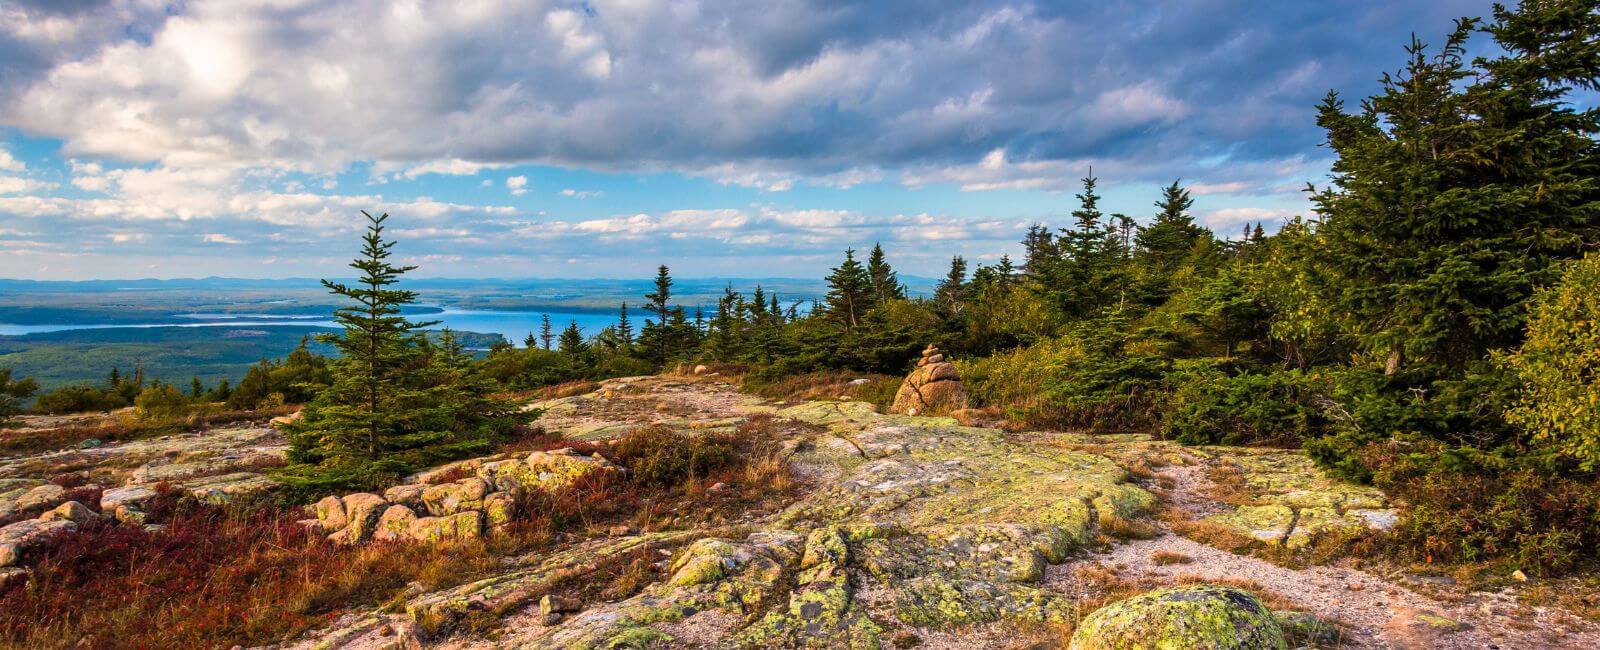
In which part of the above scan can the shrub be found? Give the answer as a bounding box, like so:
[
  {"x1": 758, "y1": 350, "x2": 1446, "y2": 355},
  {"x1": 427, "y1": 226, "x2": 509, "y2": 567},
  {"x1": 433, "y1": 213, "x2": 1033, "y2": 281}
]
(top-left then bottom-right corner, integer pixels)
[
  {"x1": 961, "y1": 314, "x2": 1168, "y2": 431},
  {"x1": 1503, "y1": 253, "x2": 1600, "y2": 469},
  {"x1": 1365, "y1": 442, "x2": 1600, "y2": 575},
  {"x1": 134, "y1": 384, "x2": 192, "y2": 422},
  {"x1": 1160, "y1": 361, "x2": 1327, "y2": 446},
  {"x1": 32, "y1": 384, "x2": 127, "y2": 415},
  {"x1": 613, "y1": 425, "x2": 736, "y2": 488}
]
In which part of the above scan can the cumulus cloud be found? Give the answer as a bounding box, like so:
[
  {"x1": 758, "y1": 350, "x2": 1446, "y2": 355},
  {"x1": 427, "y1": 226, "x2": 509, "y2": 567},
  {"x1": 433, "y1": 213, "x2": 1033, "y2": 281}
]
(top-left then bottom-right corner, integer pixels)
[
  {"x1": 0, "y1": 147, "x2": 22, "y2": 172},
  {"x1": 506, "y1": 175, "x2": 528, "y2": 196}
]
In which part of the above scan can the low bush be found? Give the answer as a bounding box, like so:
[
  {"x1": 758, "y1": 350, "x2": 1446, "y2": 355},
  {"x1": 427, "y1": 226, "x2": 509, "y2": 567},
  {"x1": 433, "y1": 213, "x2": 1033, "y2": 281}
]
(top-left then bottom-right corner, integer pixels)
[
  {"x1": 1363, "y1": 442, "x2": 1600, "y2": 575},
  {"x1": 1159, "y1": 361, "x2": 1327, "y2": 446},
  {"x1": 614, "y1": 425, "x2": 737, "y2": 488},
  {"x1": 744, "y1": 370, "x2": 899, "y2": 408},
  {"x1": 133, "y1": 384, "x2": 192, "y2": 421},
  {"x1": 32, "y1": 384, "x2": 127, "y2": 415}
]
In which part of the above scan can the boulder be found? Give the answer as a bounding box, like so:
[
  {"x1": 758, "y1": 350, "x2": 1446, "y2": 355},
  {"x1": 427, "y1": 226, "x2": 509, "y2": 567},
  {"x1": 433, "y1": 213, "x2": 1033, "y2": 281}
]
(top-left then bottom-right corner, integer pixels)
[
  {"x1": 314, "y1": 495, "x2": 349, "y2": 531},
  {"x1": 383, "y1": 484, "x2": 428, "y2": 508},
  {"x1": 1068, "y1": 585, "x2": 1287, "y2": 650},
  {"x1": 0, "y1": 519, "x2": 76, "y2": 567},
  {"x1": 522, "y1": 450, "x2": 619, "y2": 491},
  {"x1": 889, "y1": 345, "x2": 968, "y2": 416},
  {"x1": 38, "y1": 501, "x2": 98, "y2": 525},
  {"x1": 14, "y1": 484, "x2": 67, "y2": 515},
  {"x1": 373, "y1": 505, "x2": 420, "y2": 542},
  {"x1": 483, "y1": 491, "x2": 518, "y2": 529},
  {"x1": 100, "y1": 485, "x2": 159, "y2": 524},
  {"x1": 421, "y1": 478, "x2": 490, "y2": 516},
  {"x1": 334, "y1": 493, "x2": 389, "y2": 544},
  {"x1": 408, "y1": 510, "x2": 483, "y2": 542}
]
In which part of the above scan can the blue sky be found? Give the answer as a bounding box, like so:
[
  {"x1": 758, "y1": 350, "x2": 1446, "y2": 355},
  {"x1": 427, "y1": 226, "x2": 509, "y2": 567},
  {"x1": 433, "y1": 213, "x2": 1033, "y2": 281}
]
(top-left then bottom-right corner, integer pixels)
[{"x1": 0, "y1": 0, "x2": 1493, "y2": 280}]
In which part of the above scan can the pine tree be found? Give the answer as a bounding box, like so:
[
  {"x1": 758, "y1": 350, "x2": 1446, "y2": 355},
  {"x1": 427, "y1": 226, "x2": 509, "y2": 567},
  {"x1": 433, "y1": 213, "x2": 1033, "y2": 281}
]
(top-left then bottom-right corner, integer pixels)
[
  {"x1": 190, "y1": 376, "x2": 204, "y2": 399},
  {"x1": 285, "y1": 211, "x2": 526, "y2": 489},
  {"x1": 0, "y1": 368, "x2": 38, "y2": 425},
  {"x1": 935, "y1": 255, "x2": 968, "y2": 308},
  {"x1": 558, "y1": 321, "x2": 587, "y2": 355},
  {"x1": 1021, "y1": 223, "x2": 1059, "y2": 278},
  {"x1": 823, "y1": 248, "x2": 874, "y2": 329},
  {"x1": 539, "y1": 314, "x2": 554, "y2": 350},
  {"x1": 641, "y1": 265, "x2": 676, "y2": 360},
  {"x1": 866, "y1": 243, "x2": 906, "y2": 304},
  {"x1": 617, "y1": 302, "x2": 634, "y2": 347},
  {"x1": 1313, "y1": 4, "x2": 1600, "y2": 373},
  {"x1": 1137, "y1": 180, "x2": 1204, "y2": 264},
  {"x1": 524, "y1": 331, "x2": 538, "y2": 348}
]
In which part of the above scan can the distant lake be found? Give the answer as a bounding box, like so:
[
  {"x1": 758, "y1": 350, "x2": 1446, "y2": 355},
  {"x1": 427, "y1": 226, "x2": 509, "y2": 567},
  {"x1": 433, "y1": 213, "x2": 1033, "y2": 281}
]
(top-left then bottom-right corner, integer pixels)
[{"x1": 0, "y1": 306, "x2": 626, "y2": 347}]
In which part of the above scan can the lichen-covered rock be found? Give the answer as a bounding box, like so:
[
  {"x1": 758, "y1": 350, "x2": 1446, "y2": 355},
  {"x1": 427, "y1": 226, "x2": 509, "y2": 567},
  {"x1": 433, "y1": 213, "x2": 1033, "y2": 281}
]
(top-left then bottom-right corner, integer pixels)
[
  {"x1": 0, "y1": 480, "x2": 47, "y2": 519},
  {"x1": 100, "y1": 485, "x2": 158, "y2": 524},
  {"x1": 483, "y1": 491, "x2": 517, "y2": 529},
  {"x1": 1205, "y1": 504, "x2": 1296, "y2": 544},
  {"x1": 331, "y1": 493, "x2": 389, "y2": 544},
  {"x1": 408, "y1": 510, "x2": 483, "y2": 542},
  {"x1": 0, "y1": 519, "x2": 76, "y2": 567},
  {"x1": 522, "y1": 449, "x2": 619, "y2": 491},
  {"x1": 314, "y1": 495, "x2": 349, "y2": 531},
  {"x1": 1068, "y1": 585, "x2": 1287, "y2": 650},
  {"x1": 38, "y1": 501, "x2": 98, "y2": 525},
  {"x1": 14, "y1": 484, "x2": 67, "y2": 515},
  {"x1": 421, "y1": 478, "x2": 490, "y2": 516},
  {"x1": 182, "y1": 472, "x2": 278, "y2": 504},
  {"x1": 374, "y1": 505, "x2": 420, "y2": 542},
  {"x1": 889, "y1": 345, "x2": 968, "y2": 416},
  {"x1": 383, "y1": 484, "x2": 428, "y2": 508}
]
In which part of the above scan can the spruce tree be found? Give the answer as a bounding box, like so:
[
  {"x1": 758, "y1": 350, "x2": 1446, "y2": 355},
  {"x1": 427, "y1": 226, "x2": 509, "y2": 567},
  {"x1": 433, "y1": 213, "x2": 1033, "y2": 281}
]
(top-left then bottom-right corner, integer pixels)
[
  {"x1": 539, "y1": 314, "x2": 554, "y2": 350},
  {"x1": 0, "y1": 368, "x2": 38, "y2": 425},
  {"x1": 1137, "y1": 180, "x2": 1204, "y2": 264},
  {"x1": 558, "y1": 321, "x2": 587, "y2": 355},
  {"x1": 1313, "y1": 4, "x2": 1600, "y2": 374},
  {"x1": 285, "y1": 211, "x2": 527, "y2": 489},
  {"x1": 617, "y1": 302, "x2": 634, "y2": 347},
  {"x1": 823, "y1": 248, "x2": 874, "y2": 329},
  {"x1": 866, "y1": 243, "x2": 906, "y2": 304},
  {"x1": 935, "y1": 255, "x2": 968, "y2": 307},
  {"x1": 641, "y1": 265, "x2": 675, "y2": 360}
]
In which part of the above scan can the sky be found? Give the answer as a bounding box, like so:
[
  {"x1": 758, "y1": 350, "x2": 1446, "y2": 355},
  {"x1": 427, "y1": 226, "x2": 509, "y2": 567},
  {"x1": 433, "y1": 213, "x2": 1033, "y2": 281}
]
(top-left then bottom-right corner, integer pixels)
[{"x1": 0, "y1": 0, "x2": 1495, "y2": 280}]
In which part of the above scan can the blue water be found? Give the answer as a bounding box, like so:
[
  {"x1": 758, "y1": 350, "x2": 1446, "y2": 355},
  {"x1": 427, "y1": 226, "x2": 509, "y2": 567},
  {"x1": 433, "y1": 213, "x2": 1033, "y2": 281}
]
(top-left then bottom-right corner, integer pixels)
[{"x1": 0, "y1": 307, "x2": 626, "y2": 347}]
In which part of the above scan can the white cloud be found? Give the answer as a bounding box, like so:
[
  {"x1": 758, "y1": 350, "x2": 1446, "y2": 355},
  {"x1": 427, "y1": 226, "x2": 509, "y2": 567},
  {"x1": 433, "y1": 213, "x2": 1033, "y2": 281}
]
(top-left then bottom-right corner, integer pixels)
[
  {"x1": 0, "y1": 147, "x2": 22, "y2": 172},
  {"x1": 560, "y1": 189, "x2": 603, "y2": 199},
  {"x1": 202, "y1": 233, "x2": 244, "y2": 244},
  {"x1": 1204, "y1": 207, "x2": 1300, "y2": 232},
  {"x1": 0, "y1": 175, "x2": 52, "y2": 195},
  {"x1": 1188, "y1": 181, "x2": 1254, "y2": 195},
  {"x1": 506, "y1": 175, "x2": 528, "y2": 196}
]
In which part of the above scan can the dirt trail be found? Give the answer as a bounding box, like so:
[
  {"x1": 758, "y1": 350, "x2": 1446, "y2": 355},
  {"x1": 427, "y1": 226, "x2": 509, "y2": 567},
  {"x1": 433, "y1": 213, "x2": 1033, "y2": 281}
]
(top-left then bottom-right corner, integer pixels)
[{"x1": 1050, "y1": 452, "x2": 1600, "y2": 649}]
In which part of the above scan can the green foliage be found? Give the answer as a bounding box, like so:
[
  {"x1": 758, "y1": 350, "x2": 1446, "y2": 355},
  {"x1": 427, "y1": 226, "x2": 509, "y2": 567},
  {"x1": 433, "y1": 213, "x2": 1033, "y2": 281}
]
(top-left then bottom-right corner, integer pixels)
[
  {"x1": 1160, "y1": 361, "x2": 1327, "y2": 446},
  {"x1": 32, "y1": 384, "x2": 127, "y2": 415},
  {"x1": 1504, "y1": 253, "x2": 1600, "y2": 469},
  {"x1": 1366, "y1": 443, "x2": 1600, "y2": 574},
  {"x1": 0, "y1": 368, "x2": 38, "y2": 424},
  {"x1": 613, "y1": 425, "x2": 735, "y2": 488},
  {"x1": 824, "y1": 248, "x2": 874, "y2": 329},
  {"x1": 284, "y1": 212, "x2": 531, "y2": 493},
  {"x1": 134, "y1": 383, "x2": 193, "y2": 422},
  {"x1": 225, "y1": 339, "x2": 332, "y2": 410}
]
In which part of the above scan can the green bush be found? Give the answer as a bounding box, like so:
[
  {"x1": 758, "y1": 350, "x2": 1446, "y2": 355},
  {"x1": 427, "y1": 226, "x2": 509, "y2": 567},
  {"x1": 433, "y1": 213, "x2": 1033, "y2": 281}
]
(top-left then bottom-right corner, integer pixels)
[
  {"x1": 1160, "y1": 361, "x2": 1326, "y2": 446},
  {"x1": 1503, "y1": 253, "x2": 1600, "y2": 469},
  {"x1": 33, "y1": 385, "x2": 128, "y2": 415},
  {"x1": 134, "y1": 384, "x2": 193, "y2": 422},
  {"x1": 1365, "y1": 443, "x2": 1600, "y2": 575},
  {"x1": 613, "y1": 425, "x2": 735, "y2": 488}
]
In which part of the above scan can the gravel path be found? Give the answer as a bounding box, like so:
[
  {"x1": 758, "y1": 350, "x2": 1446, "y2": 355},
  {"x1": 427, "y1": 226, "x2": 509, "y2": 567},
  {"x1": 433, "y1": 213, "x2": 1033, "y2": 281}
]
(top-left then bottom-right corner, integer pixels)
[{"x1": 1047, "y1": 456, "x2": 1600, "y2": 649}]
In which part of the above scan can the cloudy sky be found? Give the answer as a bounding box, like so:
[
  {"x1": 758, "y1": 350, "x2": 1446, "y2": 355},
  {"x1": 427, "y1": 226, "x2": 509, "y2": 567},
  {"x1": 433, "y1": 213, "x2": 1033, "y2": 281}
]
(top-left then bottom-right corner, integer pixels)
[{"x1": 0, "y1": 0, "x2": 1492, "y2": 280}]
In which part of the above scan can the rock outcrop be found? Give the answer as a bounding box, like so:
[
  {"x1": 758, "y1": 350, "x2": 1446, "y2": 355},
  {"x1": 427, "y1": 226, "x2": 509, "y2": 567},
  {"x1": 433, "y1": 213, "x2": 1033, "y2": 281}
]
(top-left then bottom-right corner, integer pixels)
[
  {"x1": 1069, "y1": 585, "x2": 1289, "y2": 650},
  {"x1": 890, "y1": 345, "x2": 968, "y2": 416},
  {"x1": 309, "y1": 448, "x2": 617, "y2": 546}
]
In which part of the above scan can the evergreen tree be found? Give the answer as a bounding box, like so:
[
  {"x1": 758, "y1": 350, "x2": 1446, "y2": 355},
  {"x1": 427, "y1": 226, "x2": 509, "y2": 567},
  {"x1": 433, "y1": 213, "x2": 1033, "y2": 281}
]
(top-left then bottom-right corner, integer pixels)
[
  {"x1": 285, "y1": 211, "x2": 526, "y2": 489},
  {"x1": 1137, "y1": 180, "x2": 1204, "y2": 264},
  {"x1": 1313, "y1": 5, "x2": 1600, "y2": 374},
  {"x1": 935, "y1": 255, "x2": 968, "y2": 308},
  {"x1": 866, "y1": 243, "x2": 906, "y2": 304},
  {"x1": 558, "y1": 321, "x2": 587, "y2": 355},
  {"x1": 823, "y1": 248, "x2": 874, "y2": 329},
  {"x1": 641, "y1": 265, "x2": 676, "y2": 360},
  {"x1": 190, "y1": 376, "x2": 204, "y2": 399},
  {"x1": 1021, "y1": 223, "x2": 1060, "y2": 279},
  {"x1": 539, "y1": 314, "x2": 554, "y2": 350},
  {"x1": 0, "y1": 368, "x2": 38, "y2": 425},
  {"x1": 617, "y1": 302, "x2": 634, "y2": 347},
  {"x1": 524, "y1": 331, "x2": 538, "y2": 348}
]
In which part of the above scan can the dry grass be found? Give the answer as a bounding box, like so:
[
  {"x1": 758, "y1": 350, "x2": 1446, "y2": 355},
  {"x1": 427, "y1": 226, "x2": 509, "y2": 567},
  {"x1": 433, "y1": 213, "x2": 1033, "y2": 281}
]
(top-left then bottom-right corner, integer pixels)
[
  {"x1": 1200, "y1": 462, "x2": 1259, "y2": 507},
  {"x1": 0, "y1": 406, "x2": 296, "y2": 456},
  {"x1": 1151, "y1": 551, "x2": 1193, "y2": 565},
  {"x1": 0, "y1": 415, "x2": 803, "y2": 649},
  {"x1": 1097, "y1": 512, "x2": 1160, "y2": 541}
]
